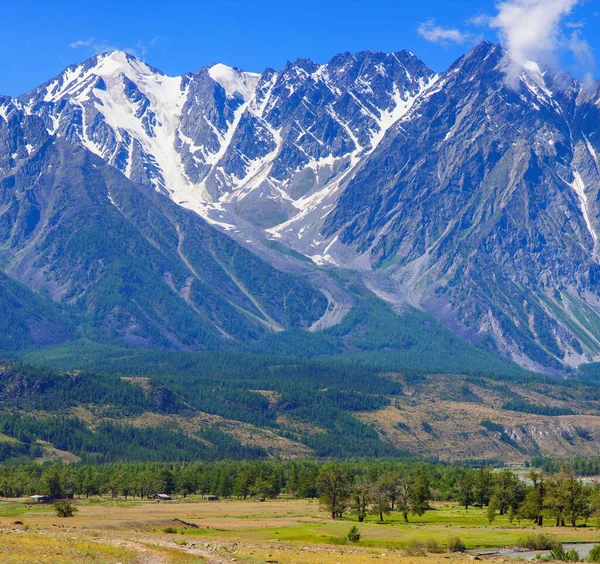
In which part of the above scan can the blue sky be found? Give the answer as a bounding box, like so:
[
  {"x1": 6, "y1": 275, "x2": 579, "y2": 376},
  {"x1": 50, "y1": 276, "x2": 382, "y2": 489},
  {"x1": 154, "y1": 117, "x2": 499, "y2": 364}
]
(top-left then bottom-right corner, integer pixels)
[{"x1": 1, "y1": 0, "x2": 598, "y2": 96}]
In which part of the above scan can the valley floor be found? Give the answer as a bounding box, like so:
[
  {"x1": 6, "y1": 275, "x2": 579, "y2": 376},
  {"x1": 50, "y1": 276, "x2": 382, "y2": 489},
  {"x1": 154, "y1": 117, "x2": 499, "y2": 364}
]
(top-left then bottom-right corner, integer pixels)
[{"x1": 0, "y1": 497, "x2": 598, "y2": 563}]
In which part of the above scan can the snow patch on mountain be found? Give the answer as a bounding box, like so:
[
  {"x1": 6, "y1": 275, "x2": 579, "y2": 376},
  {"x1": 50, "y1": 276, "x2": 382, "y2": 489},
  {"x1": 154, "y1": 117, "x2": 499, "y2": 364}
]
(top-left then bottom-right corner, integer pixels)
[
  {"x1": 208, "y1": 63, "x2": 260, "y2": 100},
  {"x1": 570, "y1": 171, "x2": 597, "y2": 244}
]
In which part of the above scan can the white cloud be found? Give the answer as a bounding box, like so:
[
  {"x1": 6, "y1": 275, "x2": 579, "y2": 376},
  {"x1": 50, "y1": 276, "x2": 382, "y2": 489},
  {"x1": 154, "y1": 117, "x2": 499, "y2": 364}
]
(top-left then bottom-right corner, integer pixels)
[
  {"x1": 489, "y1": 0, "x2": 594, "y2": 83},
  {"x1": 468, "y1": 14, "x2": 493, "y2": 27},
  {"x1": 569, "y1": 29, "x2": 596, "y2": 88},
  {"x1": 68, "y1": 38, "x2": 96, "y2": 49},
  {"x1": 418, "y1": 20, "x2": 472, "y2": 45},
  {"x1": 68, "y1": 38, "x2": 143, "y2": 58}
]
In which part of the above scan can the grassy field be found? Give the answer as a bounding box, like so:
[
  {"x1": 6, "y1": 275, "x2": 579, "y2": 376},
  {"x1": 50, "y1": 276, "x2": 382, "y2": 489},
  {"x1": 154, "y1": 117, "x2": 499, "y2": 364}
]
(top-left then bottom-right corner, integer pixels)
[{"x1": 0, "y1": 497, "x2": 598, "y2": 562}]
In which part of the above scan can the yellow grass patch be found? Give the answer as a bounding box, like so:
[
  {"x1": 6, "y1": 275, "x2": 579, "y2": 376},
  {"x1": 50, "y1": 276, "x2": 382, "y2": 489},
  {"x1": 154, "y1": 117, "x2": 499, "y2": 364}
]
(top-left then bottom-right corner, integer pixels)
[{"x1": 0, "y1": 529, "x2": 136, "y2": 563}]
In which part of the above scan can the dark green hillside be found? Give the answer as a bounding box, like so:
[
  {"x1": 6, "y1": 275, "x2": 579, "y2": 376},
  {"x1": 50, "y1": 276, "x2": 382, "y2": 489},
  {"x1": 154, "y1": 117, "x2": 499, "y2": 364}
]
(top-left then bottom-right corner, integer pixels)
[
  {"x1": 0, "y1": 272, "x2": 71, "y2": 350},
  {"x1": 17, "y1": 293, "x2": 525, "y2": 379},
  {"x1": 250, "y1": 295, "x2": 526, "y2": 376}
]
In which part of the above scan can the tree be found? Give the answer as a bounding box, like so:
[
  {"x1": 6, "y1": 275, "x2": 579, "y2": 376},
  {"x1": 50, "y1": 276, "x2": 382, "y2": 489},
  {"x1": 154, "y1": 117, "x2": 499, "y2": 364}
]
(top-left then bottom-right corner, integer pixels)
[
  {"x1": 409, "y1": 473, "x2": 431, "y2": 517},
  {"x1": 520, "y1": 471, "x2": 545, "y2": 527},
  {"x1": 395, "y1": 473, "x2": 429, "y2": 523},
  {"x1": 377, "y1": 472, "x2": 401, "y2": 510},
  {"x1": 43, "y1": 467, "x2": 63, "y2": 496},
  {"x1": 458, "y1": 469, "x2": 475, "y2": 509},
  {"x1": 157, "y1": 467, "x2": 175, "y2": 495},
  {"x1": 54, "y1": 500, "x2": 78, "y2": 518},
  {"x1": 233, "y1": 469, "x2": 253, "y2": 499},
  {"x1": 317, "y1": 464, "x2": 350, "y2": 520},
  {"x1": 492, "y1": 470, "x2": 524, "y2": 516},
  {"x1": 296, "y1": 464, "x2": 319, "y2": 498},
  {"x1": 474, "y1": 467, "x2": 494, "y2": 507},
  {"x1": 563, "y1": 475, "x2": 587, "y2": 527},
  {"x1": 251, "y1": 477, "x2": 275, "y2": 499},
  {"x1": 487, "y1": 495, "x2": 499, "y2": 524},
  {"x1": 370, "y1": 479, "x2": 392, "y2": 522},
  {"x1": 396, "y1": 476, "x2": 412, "y2": 522},
  {"x1": 350, "y1": 479, "x2": 371, "y2": 523},
  {"x1": 176, "y1": 465, "x2": 198, "y2": 497},
  {"x1": 77, "y1": 466, "x2": 100, "y2": 498},
  {"x1": 544, "y1": 471, "x2": 588, "y2": 527},
  {"x1": 588, "y1": 483, "x2": 600, "y2": 527}
]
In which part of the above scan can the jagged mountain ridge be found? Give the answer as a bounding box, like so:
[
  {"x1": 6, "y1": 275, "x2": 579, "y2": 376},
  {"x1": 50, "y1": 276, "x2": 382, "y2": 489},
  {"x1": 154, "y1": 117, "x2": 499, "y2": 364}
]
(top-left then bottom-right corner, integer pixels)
[
  {"x1": 15, "y1": 49, "x2": 435, "y2": 236},
  {"x1": 3, "y1": 42, "x2": 600, "y2": 371}
]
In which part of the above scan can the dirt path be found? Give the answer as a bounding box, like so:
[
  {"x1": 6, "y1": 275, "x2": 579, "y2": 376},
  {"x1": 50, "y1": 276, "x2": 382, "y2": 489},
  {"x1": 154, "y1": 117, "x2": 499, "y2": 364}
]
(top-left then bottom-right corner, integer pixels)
[
  {"x1": 107, "y1": 537, "x2": 232, "y2": 564},
  {"x1": 153, "y1": 540, "x2": 231, "y2": 563},
  {"x1": 104, "y1": 539, "x2": 170, "y2": 563}
]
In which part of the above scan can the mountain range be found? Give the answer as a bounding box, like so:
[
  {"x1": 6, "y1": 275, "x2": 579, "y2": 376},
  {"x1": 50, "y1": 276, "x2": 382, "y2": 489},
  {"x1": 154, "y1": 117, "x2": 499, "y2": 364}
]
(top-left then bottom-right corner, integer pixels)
[{"x1": 2, "y1": 41, "x2": 600, "y2": 373}]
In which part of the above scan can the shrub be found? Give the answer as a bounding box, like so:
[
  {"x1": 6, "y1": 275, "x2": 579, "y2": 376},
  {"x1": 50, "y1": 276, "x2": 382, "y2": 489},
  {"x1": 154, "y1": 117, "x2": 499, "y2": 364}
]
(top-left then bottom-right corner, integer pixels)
[
  {"x1": 575, "y1": 427, "x2": 592, "y2": 441},
  {"x1": 162, "y1": 527, "x2": 178, "y2": 534},
  {"x1": 54, "y1": 500, "x2": 77, "y2": 518},
  {"x1": 564, "y1": 549, "x2": 580, "y2": 562},
  {"x1": 346, "y1": 526, "x2": 360, "y2": 543},
  {"x1": 516, "y1": 533, "x2": 556, "y2": 550},
  {"x1": 545, "y1": 544, "x2": 579, "y2": 562},
  {"x1": 425, "y1": 538, "x2": 443, "y2": 553},
  {"x1": 589, "y1": 545, "x2": 600, "y2": 562},
  {"x1": 404, "y1": 540, "x2": 426, "y2": 556},
  {"x1": 447, "y1": 535, "x2": 466, "y2": 553},
  {"x1": 548, "y1": 543, "x2": 565, "y2": 561}
]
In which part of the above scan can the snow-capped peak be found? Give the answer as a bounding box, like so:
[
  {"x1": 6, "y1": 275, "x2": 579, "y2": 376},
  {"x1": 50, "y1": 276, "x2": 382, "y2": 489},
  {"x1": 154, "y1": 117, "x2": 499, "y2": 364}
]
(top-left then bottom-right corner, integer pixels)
[
  {"x1": 39, "y1": 51, "x2": 165, "y2": 104},
  {"x1": 89, "y1": 51, "x2": 160, "y2": 79},
  {"x1": 208, "y1": 63, "x2": 260, "y2": 100}
]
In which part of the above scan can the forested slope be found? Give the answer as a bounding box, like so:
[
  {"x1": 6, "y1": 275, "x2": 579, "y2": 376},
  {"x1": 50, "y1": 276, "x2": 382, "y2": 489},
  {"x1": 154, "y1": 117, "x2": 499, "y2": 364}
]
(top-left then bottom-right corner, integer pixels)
[{"x1": 1, "y1": 357, "x2": 600, "y2": 464}]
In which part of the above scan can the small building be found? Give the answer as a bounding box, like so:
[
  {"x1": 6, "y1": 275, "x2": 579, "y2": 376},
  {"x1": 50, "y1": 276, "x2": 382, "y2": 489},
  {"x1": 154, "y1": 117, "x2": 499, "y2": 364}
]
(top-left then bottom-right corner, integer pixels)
[
  {"x1": 203, "y1": 495, "x2": 219, "y2": 501},
  {"x1": 153, "y1": 494, "x2": 172, "y2": 502},
  {"x1": 30, "y1": 495, "x2": 53, "y2": 504},
  {"x1": 30, "y1": 494, "x2": 73, "y2": 504}
]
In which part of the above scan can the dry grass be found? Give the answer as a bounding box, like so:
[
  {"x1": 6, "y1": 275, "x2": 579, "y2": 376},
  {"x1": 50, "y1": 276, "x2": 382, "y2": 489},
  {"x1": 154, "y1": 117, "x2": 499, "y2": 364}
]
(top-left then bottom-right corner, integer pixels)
[
  {"x1": 356, "y1": 373, "x2": 600, "y2": 462},
  {"x1": 34, "y1": 440, "x2": 81, "y2": 464},
  {"x1": 217, "y1": 544, "x2": 506, "y2": 563},
  {"x1": 0, "y1": 529, "x2": 136, "y2": 563}
]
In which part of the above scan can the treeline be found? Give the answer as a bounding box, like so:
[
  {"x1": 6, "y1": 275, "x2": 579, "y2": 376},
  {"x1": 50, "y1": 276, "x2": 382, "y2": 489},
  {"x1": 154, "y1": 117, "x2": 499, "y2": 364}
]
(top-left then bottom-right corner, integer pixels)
[
  {"x1": 533, "y1": 457, "x2": 600, "y2": 476},
  {"x1": 502, "y1": 400, "x2": 575, "y2": 416},
  {"x1": 316, "y1": 465, "x2": 600, "y2": 527},
  {"x1": 0, "y1": 460, "x2": 438, "y2": 501},
  {"x1": 2, "y1": 460, "x2": 600, "y2": 527}
]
